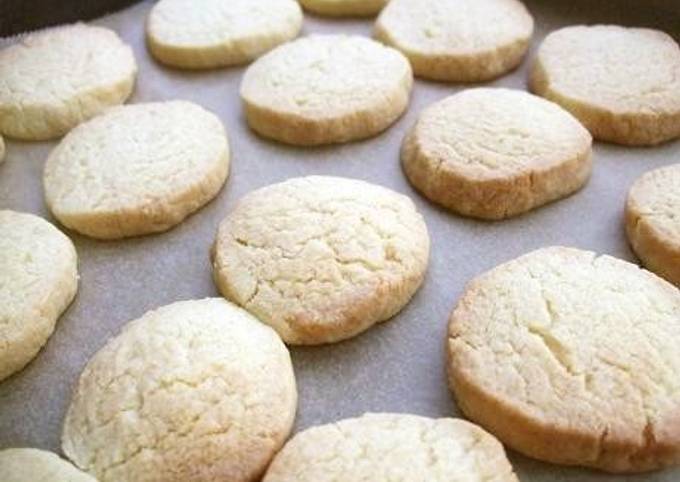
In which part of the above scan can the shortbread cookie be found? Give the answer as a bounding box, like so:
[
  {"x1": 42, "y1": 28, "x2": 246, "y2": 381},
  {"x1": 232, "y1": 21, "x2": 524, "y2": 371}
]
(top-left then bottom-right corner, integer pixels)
[
  {"x1": 299, "y1": 0, "x2": 388, "y2": 17},
  {"x1": 530, "y1": 25, "x2": 680, "y2": 146},
  {"x1": 375, "y1": 0, "x2": 533, "y2": 82},
  {"x1": 402, "y1": 88, "x2": 592, "y2": 220},
  {"x1": 0, "y1": 448, "x2": 95, "y2": 482},
  {"x1": 44, "y1": 101, "x2": 230, "y2": 239},
  {"x1": 0, "y1": 210, "x2": 78, "y2": 381},
  {"x1": 147, "y1": 0, "x2": 303, "y2": 69},
  {"x1": 212, "y1": 176, "x2": 430, "y2": 345},
  {"x1": 447, "y1": 246, "x2": 680, "y2": 473},
  {"x1": 626, "y1": 164, "x2": 680, "y2": 286},
  {"x1": 240, "y1": 35, "x2": 412, "y2": 145},
  {"x1": 0, "y1": 23, "x2": 136, "y2": 141},
  {"x1": 263, "y1": 413, "x2": 518, "y2": 481},
  {"x1": 62, "y1": 298, "x2": 297, "y2": 482}
]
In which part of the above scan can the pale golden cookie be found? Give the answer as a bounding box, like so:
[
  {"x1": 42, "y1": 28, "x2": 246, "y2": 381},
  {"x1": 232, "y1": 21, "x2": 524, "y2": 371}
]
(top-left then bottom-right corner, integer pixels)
[
  {"x1": 402, "y1": 88, "x2": 592, "y2": 220},
  {"x1": 0, "y1": 210, "x2": 78, "y2": 381},
  {"x1": 147, "y1": 0, "x2": 303, "y2": 69},
  {"x1": 299, "y1": 0, "x2": 388, "y2": 17},
  {"x1": 375, "y1": 0, "x2": 533, "y2": 82},
  {"x1": 263, "y1": 413, "x2": 518, "y2": 481},
  {"x1": 0, "y1": 448, "x2": 96, "y2": 482},
  {"x1": 240, "y1": 35, "x2": 412, "y2": 145},
  {"x1": 626, "y1": 164, "x2": 680, "y2": 286},
  {"x1": 448, "y1": 246, "x2": 680, "y2": 473},
  {"x1": 0, "y1": 23, "x2": 136, "y2": 141},
  {"x1": 44, "y1": 101, "x2": 230, "y2": 239},
  {"x1": 530, "y1": 25, "x2": 680, "y2": 146},
  {"x1": 212, "y1": 176, "x2": 430, "y2": 345},
  {"x1": 62, "y1": 298, "x2": 297, "y2": 482}
]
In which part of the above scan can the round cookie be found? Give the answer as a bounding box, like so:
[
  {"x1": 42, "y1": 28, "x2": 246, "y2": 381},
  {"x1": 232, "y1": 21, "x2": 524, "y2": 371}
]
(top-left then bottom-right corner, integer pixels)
[
  {"x1": 374, "y1": 0, "x2": 534, "y2": 82},
  {"x1": 263, "y1": 413, "x2": 518, "y2": 481},
  {"x1": 530, "y1": 25, "x2": 680, "y2": 146},
  {"x1": 447, "y1": 246, "x2": 680, "y2": 473},
  {"x1": 0, "y1": 448, "x2": 96, "y2": 482},
  {"x1": 402, "y1": 88, "x2": 592, "y2": 220},
  {"x1": 0, "y1": 23, "x2": 137, "y2": 141},
  {"x1": 147, "y1": 0, "x2": 303, "y2": 69},
  {"x1": 0, "y1": 210, "x2": 78, "y2": 382},
  {"x1": 44, "y1": 101, "x2": 230, "y2": 239},
  {"x1": 212, "y1": 176, "x2": 430, "y2": 345},
  {"x1": 626, "y1": 164, "x2": 680, "y2": 286},
  {"x1": 62, "y1": 298, "x2": 297, "y2": 482},
  {"x1": 299, "y1": 0, "x2": 388, "y2": 17},
  {"x1": 240, "y1": 35, "x2": 412, "y2": 145}
]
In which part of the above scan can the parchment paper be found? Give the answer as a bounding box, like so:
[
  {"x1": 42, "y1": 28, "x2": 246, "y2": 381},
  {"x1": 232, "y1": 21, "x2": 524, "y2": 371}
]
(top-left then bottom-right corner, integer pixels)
[{"x1": 1, "y1": 1, "x2": 679, "y2": 480}]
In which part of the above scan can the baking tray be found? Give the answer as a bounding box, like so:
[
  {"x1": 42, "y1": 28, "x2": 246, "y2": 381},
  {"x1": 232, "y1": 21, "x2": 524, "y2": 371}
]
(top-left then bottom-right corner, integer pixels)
[{"x1": 0, "y1": 1, "x2": 679, "y2": 480}]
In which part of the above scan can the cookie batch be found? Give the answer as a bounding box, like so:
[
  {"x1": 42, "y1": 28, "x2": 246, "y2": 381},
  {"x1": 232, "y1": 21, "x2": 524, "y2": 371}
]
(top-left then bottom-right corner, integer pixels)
[{"x1": 1, "y1": 0, "x2": 679, "y2": 481}]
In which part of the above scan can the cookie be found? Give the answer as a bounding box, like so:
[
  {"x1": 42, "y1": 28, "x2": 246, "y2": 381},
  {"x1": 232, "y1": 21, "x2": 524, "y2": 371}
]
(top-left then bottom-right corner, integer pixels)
[
  {"x1": 263, "y1": 413, "x2": 518, "y2": 481},
  {"x1": 0, "y1": 23, "x2": 136, "y2": 141},
  {"x1": 240, "y1": 35, "x2": 412, "y2": 145},
  {"x1": 447, "y1": 246, "x2": 680, "y2": 472},
  {"x1": 0, "y1": 448, "x2": 96, "y2": 482},
  {"x1": 626, "y1": 164, "x2": 680, "y2": 286},
  {"x1": 44, "y1": 101, "x2": 230, "y2": 239},
  {"x1": 374, "y1": 0, "x2": 533, "y2": 82},
  {"x1": 402, "y1": 88, "x2": 592, "y2": 220},
  {"x1": 299, "y1": 0, "x2": 388, "y2": 17},
  {"x1": 147, "y1": 0, "x2": 303, "y2": 69},
  {"x1": 62, "y1": 298, "x2": 297, "y2": 482},
  {"x1": 0, "y1": 210, "x2": 78, "y2": 382},
  {"x1": 530, "y1": 25, "x2": 680, "y2": 146},
  {"x1": 212, "y1": 176, "x2": 430, "y2": 345},
  {"x1": 0, "y1": 135, "x2": 4, "y2": 164}
]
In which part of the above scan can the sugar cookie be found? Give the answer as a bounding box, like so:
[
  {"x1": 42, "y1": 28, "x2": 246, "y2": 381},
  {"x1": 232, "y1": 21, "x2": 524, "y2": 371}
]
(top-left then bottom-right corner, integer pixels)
[
  {"x1": 530, "y1": 25, "x2": 680, "y2": 146},
  {"x1": 44, "y1": 101, "x2": 229, "y2": 239},
  {"x1": 402, "y1": 88, "x2": 592, "y2": 220},
  {"x1": 212, "y1": 176, "x2": 430, "y2": 345},
  {"x1": 147, "y1": 0, "x2": 303, "y2": 69},
  {"x1": 626, "y1": 164, "x2": 680, "y2": 286},
  {"x1": 448, "y1": 246, "x2": 680, "y2": 472},
  {"x1": 0, "y1": 23, "x2": 136, "y2": 141},
  {"x1": 240, "y1": 35, "x2": 412, "y2": 145},
  {"x1": 0, "y1": 448, "x2": 95, "y2": 482},
  {"x1": 263, "y1": 413, "x2": 518, "y2": 481},
  {"x1": 62, "y1": 298, "x2": 297, "y2": 482},
  {"x1": 299, "y1": 0, "x2": 388, "y2": 17},
  {"x1": 375, "y1": 0, "x2": 533, "y2": 82},
  {"x1": 0, "y1": 210, "x2": 78, "y2": 381}
]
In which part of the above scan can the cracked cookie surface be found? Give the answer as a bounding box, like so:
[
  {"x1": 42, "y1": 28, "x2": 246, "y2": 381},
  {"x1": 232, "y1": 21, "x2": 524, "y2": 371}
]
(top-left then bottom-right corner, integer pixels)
[
  {"x1": 0, "y1": 210, "x2": 78, "y2": 382},
  {"x1": 212, "y1": 176, "x2": 430, "y2": 345},
  {"x1": 402, "y1": 88, "x2": 592, "y2": 220},
  {"x1": 447, "y1": 246, "x2": 680, "y2": 472},
  {"x1": 147, "y1": 0, "x2": 302, "y2": 69},
  {"x1": 240, "y1": 35, "x2": 412, "y2": 145},
  {"x1": 44, "y1": 101, "x2": 230, "y2": 239},
  {"x1": 263, "y1": 413, "x2": 518, "y2": 481},
  {"x1": 62, "y1": 298, "x2": 297, "y2": 482},
  {"x1": 0, "y1": 448, "x2": 96, "y2": 482},
  {"x1": 0, "y1": 23, "x2": 136, "y2": 141},
  {"x1": 374, "y1": 0, "x2": 533, "y2": 82},
  {"x1": 626, "y1": 164, "x2": 680, "y2": 286},
  {"x1": 530, "y1": 25, "x2": 680, "y2": 146},
  {"x1": 299, "y1": 0, "x2": 388, "y2": 17}
]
